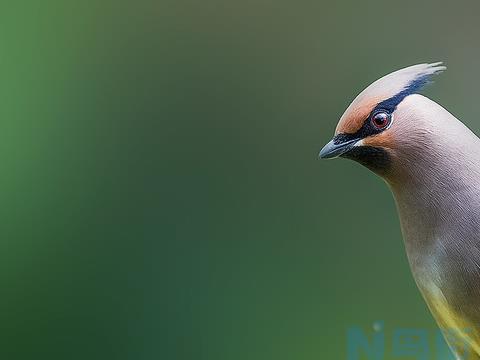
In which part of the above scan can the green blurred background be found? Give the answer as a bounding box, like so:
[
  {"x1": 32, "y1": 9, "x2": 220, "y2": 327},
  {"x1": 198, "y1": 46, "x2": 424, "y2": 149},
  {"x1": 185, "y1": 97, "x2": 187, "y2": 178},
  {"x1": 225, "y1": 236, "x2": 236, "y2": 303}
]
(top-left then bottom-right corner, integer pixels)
[{"x1": 2, "y1": 0, "x2": 479, "y2": 359}]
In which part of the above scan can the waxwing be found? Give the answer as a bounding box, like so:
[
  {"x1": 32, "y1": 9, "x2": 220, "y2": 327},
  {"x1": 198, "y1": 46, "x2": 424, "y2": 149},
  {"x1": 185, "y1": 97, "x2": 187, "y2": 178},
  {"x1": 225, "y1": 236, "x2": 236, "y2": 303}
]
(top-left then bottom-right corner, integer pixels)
[{"x1": 321, "y1": 63, "x2": 480, "y2": 359}]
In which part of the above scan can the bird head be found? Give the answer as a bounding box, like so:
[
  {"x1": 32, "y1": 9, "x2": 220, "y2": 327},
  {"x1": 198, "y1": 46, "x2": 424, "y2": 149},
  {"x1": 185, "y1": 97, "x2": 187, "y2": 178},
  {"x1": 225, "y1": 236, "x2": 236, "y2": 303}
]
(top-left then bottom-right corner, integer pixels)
[{"x1": 319, "y1": 63, "x2": 446, "y2": 179}]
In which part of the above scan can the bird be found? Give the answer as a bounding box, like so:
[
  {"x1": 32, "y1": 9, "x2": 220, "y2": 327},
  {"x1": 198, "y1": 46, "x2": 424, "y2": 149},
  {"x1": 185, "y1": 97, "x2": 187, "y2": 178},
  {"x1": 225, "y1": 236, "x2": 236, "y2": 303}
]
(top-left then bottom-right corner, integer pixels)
[{"x1": 320, "y1": 63, "x2": 480, "y2": 359}]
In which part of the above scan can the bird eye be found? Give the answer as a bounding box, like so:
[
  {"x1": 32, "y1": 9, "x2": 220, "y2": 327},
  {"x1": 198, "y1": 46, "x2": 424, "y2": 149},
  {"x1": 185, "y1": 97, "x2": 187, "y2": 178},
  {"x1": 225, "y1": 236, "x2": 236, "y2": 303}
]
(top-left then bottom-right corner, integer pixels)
[{"x1": 371, "y1": 111, "x2": 391, "y2": 130}]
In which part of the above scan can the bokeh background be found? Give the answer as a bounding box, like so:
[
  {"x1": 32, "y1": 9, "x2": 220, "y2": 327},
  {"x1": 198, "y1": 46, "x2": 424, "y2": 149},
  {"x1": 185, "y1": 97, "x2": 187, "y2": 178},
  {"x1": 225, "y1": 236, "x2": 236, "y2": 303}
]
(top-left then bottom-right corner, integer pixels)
[{"x1": 2, "y1": 1, "x2": 480, "y2": 359}]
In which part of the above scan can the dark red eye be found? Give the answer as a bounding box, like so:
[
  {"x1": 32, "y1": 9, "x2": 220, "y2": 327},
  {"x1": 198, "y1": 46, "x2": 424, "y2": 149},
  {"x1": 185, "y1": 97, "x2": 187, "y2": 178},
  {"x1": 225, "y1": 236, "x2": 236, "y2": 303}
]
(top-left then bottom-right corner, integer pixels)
[{"x1": 371, "y1": 112, "x2": 391, "y2": 129}]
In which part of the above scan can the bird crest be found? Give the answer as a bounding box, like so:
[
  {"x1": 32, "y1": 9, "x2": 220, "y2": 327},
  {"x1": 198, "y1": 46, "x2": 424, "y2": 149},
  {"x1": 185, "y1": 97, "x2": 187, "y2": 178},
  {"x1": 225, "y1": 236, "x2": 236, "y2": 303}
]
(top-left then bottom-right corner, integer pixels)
[{"x1": 336, "y1": 62, "x2": 446, "y2": 135}]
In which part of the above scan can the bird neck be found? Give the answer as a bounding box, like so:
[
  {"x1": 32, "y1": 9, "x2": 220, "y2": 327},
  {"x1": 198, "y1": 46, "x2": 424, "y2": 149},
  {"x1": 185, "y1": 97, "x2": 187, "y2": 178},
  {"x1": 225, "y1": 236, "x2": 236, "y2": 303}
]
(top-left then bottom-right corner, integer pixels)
[{"x1": 385, "y1": 97, "x2": 480, "y2": 254}]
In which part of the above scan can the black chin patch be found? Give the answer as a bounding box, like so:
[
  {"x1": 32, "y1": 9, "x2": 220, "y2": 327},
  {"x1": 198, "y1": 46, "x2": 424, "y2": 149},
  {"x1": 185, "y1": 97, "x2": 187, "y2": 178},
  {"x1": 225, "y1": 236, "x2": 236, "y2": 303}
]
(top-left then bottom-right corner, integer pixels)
[{"x1": 341, "y1": 146, "x2": 391, "y2": 174}]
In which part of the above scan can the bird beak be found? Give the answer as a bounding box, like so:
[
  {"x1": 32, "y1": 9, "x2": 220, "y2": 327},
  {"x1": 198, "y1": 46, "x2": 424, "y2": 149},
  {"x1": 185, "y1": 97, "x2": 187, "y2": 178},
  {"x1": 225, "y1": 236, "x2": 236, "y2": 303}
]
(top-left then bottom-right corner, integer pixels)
[{"x1": 319, "y1": 138, "x2": 360, "y2": 159}]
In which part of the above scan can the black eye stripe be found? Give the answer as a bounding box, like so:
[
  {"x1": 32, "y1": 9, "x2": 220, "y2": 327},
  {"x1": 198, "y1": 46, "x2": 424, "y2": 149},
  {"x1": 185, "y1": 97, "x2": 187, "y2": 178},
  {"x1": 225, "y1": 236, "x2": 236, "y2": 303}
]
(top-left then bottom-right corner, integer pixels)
[
  {"x1": 334, "y1": 109, "x2": 391, "y2": 144},
  {"x1": 334, "y1": 73, "x2": 436, "y2": 144}
]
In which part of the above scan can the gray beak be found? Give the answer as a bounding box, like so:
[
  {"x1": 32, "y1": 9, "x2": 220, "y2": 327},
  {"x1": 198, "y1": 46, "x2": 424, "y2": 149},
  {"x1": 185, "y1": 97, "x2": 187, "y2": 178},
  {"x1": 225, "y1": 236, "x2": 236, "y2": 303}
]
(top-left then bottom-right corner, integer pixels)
[{"x1": 319, "y1": 138, "x2": 359, "y2": 159}]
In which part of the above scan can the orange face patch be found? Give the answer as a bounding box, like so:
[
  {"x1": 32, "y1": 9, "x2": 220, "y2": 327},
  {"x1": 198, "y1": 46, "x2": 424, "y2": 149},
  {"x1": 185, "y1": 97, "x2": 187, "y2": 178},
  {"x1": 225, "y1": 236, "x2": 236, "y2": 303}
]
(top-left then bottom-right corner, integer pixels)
[
  {"x1": 335, "y1": 97, "x2": 382, "y2": 134},
  {"x1": 362, "y1": 130, "x2": 395, "y2": 149}
]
